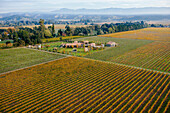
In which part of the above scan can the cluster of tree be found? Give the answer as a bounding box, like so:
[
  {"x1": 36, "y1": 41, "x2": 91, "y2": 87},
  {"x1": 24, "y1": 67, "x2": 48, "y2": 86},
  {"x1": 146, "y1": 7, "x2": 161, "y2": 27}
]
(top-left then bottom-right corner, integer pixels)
[
  {"x1": 150, "y1": 24, "x2": 167, "y2": 27},
  {"x1": 0, "y1": 19, "x2": 55, "y2": 47},
  {"x1": 0, "y1": 20, "x2": 155, "y2": 48},
  {"x1": 57, "y1": 21, "x2": 148, "y2": 36},
  {"x1": 0, "y1": 20, "x2": 40, "y2": 27},
  {"x1": 0, "y1": 19, "x2": 94, "y2": 27}
]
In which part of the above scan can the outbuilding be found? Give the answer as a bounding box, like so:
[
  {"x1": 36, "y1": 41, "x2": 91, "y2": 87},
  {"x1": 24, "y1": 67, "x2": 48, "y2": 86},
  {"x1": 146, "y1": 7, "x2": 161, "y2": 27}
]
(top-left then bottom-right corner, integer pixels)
[
  {"x1": 37, "y1": 44, "x2": 41, "y2": 49},
  {"x1": 106, "y1": 41, "x2": 117, "y2": 47}
]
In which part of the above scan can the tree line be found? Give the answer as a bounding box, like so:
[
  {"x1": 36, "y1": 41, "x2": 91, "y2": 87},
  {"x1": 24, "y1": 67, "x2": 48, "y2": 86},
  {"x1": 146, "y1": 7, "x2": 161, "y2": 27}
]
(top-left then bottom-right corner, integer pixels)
[
  {"x1": 0, "y1": 17, "x2": 93, "y2": 27},
  {"x1": 0, "y1": 19, "x2": 147, "y2": 47},
  {"x1": 0, "y1": 19, "x2": 55, "y2": 47},
  {"x1": 59, "y1": 21, "x2": 147, "y2": 36}
]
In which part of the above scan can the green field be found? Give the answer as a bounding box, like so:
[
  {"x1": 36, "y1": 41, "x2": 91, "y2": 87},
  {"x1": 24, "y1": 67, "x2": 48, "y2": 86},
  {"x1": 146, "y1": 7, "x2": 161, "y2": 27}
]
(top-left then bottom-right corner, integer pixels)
[
  {"x1": 0, "y1": 48, "x2": 65, "y2": 73},
  {"x1": 76, "y1": 37, "x2": 153, "y2": 61},
  {"x1": 0, "y1": 40, "x2": 13, "y2": 43},
  {"x1": 41, "y1": 41, "x2": 103, "y2": 56}
]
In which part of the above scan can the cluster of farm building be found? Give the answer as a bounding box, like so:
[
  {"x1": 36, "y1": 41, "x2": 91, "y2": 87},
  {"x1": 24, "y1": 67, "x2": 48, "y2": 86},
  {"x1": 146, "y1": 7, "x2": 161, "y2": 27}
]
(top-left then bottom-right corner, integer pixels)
[
  {"x1": 28, "y1": 41, "x2": 118, "y2": 52},
  {"x1": 60, "y1": 41, "x2": 118, "y2": 48}
]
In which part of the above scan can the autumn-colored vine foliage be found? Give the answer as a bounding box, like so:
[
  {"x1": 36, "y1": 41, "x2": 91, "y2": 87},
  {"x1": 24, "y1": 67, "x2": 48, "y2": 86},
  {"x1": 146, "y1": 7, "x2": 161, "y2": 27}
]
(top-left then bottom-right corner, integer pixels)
[
  {"x1": 112, "y1": 42, "x2": 170, "y2": 72},
  {"x1": 0, "y1": 57, "x2": 169, "y2": 112},
  {"x1": 99, "y1": 28, "x2": 170, "y2": 41}
]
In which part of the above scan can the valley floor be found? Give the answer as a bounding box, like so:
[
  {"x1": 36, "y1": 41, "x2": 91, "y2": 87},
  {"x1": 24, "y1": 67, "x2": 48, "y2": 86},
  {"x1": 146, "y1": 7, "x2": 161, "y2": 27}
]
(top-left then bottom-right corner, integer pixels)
[{"x1": 0, "y1": 28, "x2": 170, "y2": 112}]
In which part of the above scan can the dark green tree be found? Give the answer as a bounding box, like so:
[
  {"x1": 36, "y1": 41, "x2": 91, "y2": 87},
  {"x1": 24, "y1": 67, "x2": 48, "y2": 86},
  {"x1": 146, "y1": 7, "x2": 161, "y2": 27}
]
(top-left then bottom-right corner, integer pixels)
[
  {"x1": 7, "y1": 28, "x2": 15, "y2": 39},
  {"x1": 57, "y1": 29, "x2": 63, "y2": 36},
  {"x1": 3, "y1": 32, "x2": 8, "y2": 40},
  {"x1": 39, "y1": 19, "x2": 45, "y2": 38},
  {"x1": 60, "y1": 37, "x2": 62, "y2": 41},
  {"x1": 13, "y1": 31, "x2": 18, "y2": 43},
  {"x1": 22, "y1": 30, "x2": 32, "y2": 45},
  {"x1": 18, "y1": 40, "x2": 25, "y2": 46},
  {"x1": 65, "y1": 25, "x2": 72, "y2": 36},
  {"x1": 44, "y1": 29, "x2": 52, "y2": 38},
  {"x1": 52, "y1": 23, "x2": 55, "y2": 37}
]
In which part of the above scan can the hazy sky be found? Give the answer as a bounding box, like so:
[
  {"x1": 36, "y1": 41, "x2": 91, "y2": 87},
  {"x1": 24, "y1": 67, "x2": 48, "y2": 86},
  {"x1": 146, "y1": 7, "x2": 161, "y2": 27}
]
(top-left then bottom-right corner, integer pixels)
[{"x1": 0, "y1": 0, "x2": 170, "y2": 13}]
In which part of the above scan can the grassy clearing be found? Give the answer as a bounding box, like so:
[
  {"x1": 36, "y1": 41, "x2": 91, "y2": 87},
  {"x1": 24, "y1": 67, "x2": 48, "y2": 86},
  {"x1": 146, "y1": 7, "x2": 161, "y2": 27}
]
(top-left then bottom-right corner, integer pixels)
[
  {"x1": 76, "y1": 37, "x2": 153, "y2": 61},
  {"x1": 41, "y1": 41, "x2": 102, "y2": 56},
  {"x1": 0, "y1": 57, "x2": 169, "y2": 112},
  {"x1": 0, "y1": 48, "x2": 65, "y2": 73},
  {"x1": 99, "y1": 28, "x2": 170, "y2": 41},
  {"x1": 0, "y1": 40, "x2": 14, "y2": 44}
]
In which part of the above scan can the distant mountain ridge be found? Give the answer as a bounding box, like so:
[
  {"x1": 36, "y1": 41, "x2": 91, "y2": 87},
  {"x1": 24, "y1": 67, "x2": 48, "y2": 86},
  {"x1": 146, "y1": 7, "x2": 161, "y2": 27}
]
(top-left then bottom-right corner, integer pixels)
[
  {"x1": 0, "y1": 15, "x2": 33, "y2": 21},
  {"x1": 0, "y1": 7, "x2": 170, "y2": 23},
  {"x1": 0, "y1": 14, "x2": 170, "y2": 22},
  {"x1": 52, "y1": 7, "x2": 170, "y2": 15}
]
